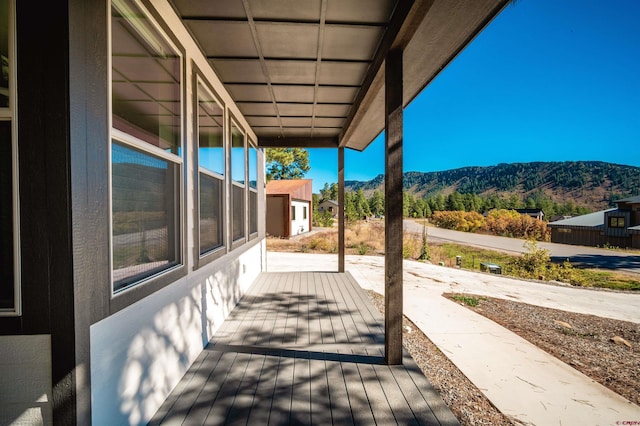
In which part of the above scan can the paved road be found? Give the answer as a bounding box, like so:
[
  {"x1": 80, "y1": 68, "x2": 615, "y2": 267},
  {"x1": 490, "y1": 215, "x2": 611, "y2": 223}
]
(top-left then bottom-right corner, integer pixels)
[{"x1": 404, "y1": 220, "x2": 640, "y2": 275}]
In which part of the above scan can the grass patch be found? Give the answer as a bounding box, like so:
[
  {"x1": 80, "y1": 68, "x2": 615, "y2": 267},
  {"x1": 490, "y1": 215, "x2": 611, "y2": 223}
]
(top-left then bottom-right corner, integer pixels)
[
  {"x1": 429, "y1": 243, "x2": 513, "y2": 270},
  {"x1": 267, "y1": 220, "x2": 640, "y2": 292},
  {"x1": 449, "y1": 294, "x2": 480, "y2": 307}
]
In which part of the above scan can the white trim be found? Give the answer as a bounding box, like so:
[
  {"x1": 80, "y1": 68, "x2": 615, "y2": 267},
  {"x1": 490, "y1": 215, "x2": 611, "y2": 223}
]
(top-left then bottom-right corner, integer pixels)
[
  {"x1": 199, "y1": 168, "x2": 224, "y2": 181},
  {"x1": 111, "y1": 128, "x2": 183, "y2": 164}
]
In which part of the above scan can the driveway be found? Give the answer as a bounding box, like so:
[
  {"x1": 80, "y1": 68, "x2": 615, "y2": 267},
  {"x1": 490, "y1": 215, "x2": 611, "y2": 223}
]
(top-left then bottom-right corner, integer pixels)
[
  {"x1": 404, "y1": 220, "x2": 640, "y2": 275},
  {"x1": 267, "y1": 252, "x2": 640, "y2": 324}
]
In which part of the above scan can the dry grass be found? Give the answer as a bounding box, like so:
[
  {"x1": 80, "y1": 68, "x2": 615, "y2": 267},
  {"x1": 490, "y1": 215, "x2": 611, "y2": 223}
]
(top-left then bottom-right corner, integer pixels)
[{"x1": 267, "y1": 220, "x2": 387, "y2": 256}]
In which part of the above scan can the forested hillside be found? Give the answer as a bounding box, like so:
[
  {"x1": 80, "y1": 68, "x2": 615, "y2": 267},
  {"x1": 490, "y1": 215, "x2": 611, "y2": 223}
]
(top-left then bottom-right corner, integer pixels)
[{"x1": 344, "y1": 161, "x2": 640, "y2": 211}]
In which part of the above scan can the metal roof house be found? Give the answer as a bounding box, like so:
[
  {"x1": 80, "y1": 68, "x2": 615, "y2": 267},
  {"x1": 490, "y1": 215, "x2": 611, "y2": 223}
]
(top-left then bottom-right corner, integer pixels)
[
  {"x1": 548, "y1": 196, "x2": 640, "y2": 248},
  {"x1": 266, "y1": 179, "x2": 313, "y2": 238},
  {"x1": 0, "y1": 0, "x2": 512, "y2": 424}
]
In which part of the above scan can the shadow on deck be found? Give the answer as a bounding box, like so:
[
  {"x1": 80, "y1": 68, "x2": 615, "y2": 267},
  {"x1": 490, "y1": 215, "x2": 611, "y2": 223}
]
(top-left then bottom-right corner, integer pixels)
[{"x1": 150, "y1": 271, "x2": 459, "y2": 425}]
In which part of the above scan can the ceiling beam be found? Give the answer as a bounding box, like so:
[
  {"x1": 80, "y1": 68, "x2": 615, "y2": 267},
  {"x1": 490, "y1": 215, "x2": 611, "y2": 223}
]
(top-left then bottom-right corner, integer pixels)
[
  {"x1": 339, "y1": 0, "x2": 435, "y2": 149},
  {"x1": 258, "y1": 136, "x2": 339, "y2": 148}
]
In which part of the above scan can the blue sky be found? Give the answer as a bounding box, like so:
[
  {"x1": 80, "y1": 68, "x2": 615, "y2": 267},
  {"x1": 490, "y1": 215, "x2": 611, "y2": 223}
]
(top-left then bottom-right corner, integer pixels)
[{"x1": 306, "y1": 0, "x2": 640, "y2": 193}]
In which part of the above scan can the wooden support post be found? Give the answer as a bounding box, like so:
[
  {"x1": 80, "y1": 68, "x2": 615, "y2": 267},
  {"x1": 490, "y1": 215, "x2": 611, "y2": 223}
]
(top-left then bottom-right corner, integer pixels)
[
  {"x1": 338, "y1": 147, "x2": 345, "y2": 272},
  {"x1": 385, "y1": 49, "x2": 403, "y2": 365}
]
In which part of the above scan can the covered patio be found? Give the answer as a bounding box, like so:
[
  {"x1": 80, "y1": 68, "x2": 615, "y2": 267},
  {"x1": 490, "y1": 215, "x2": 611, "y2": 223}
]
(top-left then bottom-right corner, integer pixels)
[
  {"x1": 0, "y1": 0, "x2": 513, "y2": 424},
  {"x1": 168, "y1": 0, "x2": 512, "y2": 364},
  {"x1": 150, "y1": 271, "x2": 458, "y2": 425}
]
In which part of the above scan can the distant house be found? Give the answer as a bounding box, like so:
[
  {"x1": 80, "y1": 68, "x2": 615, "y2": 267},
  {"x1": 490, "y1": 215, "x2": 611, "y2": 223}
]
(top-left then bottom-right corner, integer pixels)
[
  {"x1": 318, "y1": 199, "x2": 339, "y2": 218},
  {"x1": 548, "y1": 195, "x2": 640, "y2": 248},
  {"x1": 266, "y1": 179, "x2": 313, "y2": 238},
  {"x1": 515, "y1": 208, "x2": 545, "y2": 221}
]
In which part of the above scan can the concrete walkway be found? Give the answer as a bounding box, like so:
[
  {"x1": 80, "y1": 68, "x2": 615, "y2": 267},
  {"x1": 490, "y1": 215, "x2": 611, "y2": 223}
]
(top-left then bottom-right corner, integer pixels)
[{"x1": 267, "y1": 252, "x2": 640, "y2": 426}]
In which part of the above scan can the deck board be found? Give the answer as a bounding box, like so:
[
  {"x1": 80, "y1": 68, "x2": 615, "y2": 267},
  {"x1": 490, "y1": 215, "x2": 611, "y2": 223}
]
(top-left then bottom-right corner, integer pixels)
[{"x1": 150, "y1": 271, "x2": 459, "y2": 425}]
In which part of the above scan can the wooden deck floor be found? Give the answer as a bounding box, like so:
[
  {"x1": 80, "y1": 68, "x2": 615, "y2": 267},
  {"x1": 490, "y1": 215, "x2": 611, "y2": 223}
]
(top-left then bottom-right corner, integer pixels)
[{"x1": 150, "y1": 272, "x2": 459, "y2": 425}]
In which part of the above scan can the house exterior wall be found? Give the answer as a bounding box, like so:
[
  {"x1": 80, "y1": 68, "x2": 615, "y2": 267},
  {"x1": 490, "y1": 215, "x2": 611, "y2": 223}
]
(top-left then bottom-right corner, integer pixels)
[
  {"x1": 0, "y1": 335, "x2": 52, "y2": 425},
  {"x1": 550, "y1": 228, "x2": 631, "y2": 248},
  {"x1": 90, "y1": 242, "x2": 264, "y2": 426},
  {"x1": 1, "y1": 0, "x2": 268, "y2": 424},
  {"x1": 291, "y1": 199, "x2": 311, "y2": 236},
  {"x1": 266, "y1": 194, "x2": 289, "y2": 237},
  {"x1": 318, "y1": 200, "x2": 338, "y2": 218}
]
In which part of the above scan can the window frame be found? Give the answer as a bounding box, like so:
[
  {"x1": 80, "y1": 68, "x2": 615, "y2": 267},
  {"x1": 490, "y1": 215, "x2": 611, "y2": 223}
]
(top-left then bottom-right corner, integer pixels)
[
  {"x1": 0, "y1": 0, "x2": 19, "y2": 316},
  {"x1": 108, "y1": 0, "x2": 186, "y2": 297},
  {"x1": 248, "y1": 139, "x2": 258, "y2": 238},
  {"x1": 229, "y1": 116, "x2": 247, "y2": 249},
  {"x1": 608, "y1": 216, "x2": 625, "y2": 229},
  {"x1": 194, "y1": 73, "x2": 227, "y2": 266}
]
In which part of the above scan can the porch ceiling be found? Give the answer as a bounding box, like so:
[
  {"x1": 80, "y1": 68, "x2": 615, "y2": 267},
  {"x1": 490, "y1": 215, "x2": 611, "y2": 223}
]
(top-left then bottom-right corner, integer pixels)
[{"x1": 170, "y1": 0, "x2": 509, "y2": 151}]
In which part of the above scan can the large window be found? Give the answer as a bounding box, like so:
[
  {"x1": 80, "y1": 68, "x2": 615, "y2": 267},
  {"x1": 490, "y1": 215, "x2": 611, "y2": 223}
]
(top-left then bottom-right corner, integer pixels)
[
  {"x1": 0, "y1": 0, "x2": 17, "y2": 315},
  {"x1": 231, "y1": 121, "x2": 245, "y2": 242},
  {"x1": 197, "y1": 80, "x2": 224, "y2": 256},
  {"x1": 111, "y1": 0, "x2": 182, "y2": 292},
  {"x1": 248, "y1": 141, "x2": 258, "y2": 235}
]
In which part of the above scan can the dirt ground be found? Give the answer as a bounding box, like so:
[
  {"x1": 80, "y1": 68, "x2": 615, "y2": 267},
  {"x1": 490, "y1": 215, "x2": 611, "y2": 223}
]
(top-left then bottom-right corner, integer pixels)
[
  {"x1": 445, "y1": 293, "x2": 640, "y2": 407},
  {"x1": 366, "y1": 291, "x2": 514, "y2": 425},
  {"x1": 367, "y1": 290, "x2": 640, "y2": 425}
]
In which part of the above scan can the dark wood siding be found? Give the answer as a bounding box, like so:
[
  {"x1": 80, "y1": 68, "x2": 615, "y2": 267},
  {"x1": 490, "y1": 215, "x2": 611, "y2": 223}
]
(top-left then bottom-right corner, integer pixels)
[{"x1": 551, "y1": 228, "x2": 632, "y2": 248}]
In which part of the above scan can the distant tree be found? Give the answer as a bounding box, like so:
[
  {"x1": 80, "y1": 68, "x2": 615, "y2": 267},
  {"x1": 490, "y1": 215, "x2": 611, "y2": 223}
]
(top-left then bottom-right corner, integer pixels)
[
  {"x1": 320, "y1": 182, "x2": 338, "y2": 201},
  {"x1": 354, "y1": 189, "x2": 371, "y2": 219},
  {"x1": 311, "y1": 193, "x2": 320, "y2": 226},
  {"x1": 265, "y1": 148, "x2": 310, "y2": 180},
  {"x1": 344, "y1": 192, "x2": 359, "y2": 223},
  {"x1": 368, "y1": 190, "x2": 384, "y2": 217},
  {"x1": 445, "y1": 192, "x2": 465, "y2": 211},
  {"x1": 403, "y1": 191, "x2": 415, "y2": 217}
]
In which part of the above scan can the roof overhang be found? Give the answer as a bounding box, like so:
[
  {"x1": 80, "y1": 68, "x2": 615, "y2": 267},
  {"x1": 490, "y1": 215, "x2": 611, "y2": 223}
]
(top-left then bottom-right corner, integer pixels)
[{"x1": 170, "y1": 0, "x2": 510, "y2": 151}]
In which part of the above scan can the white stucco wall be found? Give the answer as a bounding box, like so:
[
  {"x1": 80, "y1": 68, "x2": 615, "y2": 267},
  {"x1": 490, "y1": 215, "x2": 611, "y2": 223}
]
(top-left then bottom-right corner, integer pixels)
[
  {"x1": 291, "y1": 200, "x2": 310, "y2": 236},
  {"x1": 90, "y1": 241, "x2": 265, "y2": 426},
  {"x1": 0, "y1": 335, "x2": 52, "y2": 426}
]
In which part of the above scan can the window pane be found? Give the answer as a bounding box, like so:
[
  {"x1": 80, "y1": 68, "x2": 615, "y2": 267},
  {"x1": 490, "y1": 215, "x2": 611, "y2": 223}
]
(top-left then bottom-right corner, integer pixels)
[
  {"x1": 111, "y1": 0, "x2": 181, "y2": 154},
  {"x1": 231, "y1": 123, "x2": 245, "y2": 184},
  {"x1": 199, "y1": 173, "x2": 223, "y2": 254},
  {"x1": 232, "y1": 184, "x2": 245, "y2": 241},
  {"x1": 248, "y1": 145, "x2": 257, "y2": 189},
  {"x1": 0, "y1": 121, "x2": 13, "y2": 309},
  {"x1": 249, "y1": 190, "x2": 257, "y2": 235},
  {"x1": 0, "y1": 0, "x2": 9, "y2": 108},
  {"x1": 112, "y1": 142, "x2": 180, "y2": 290},
  {"x1": 198, "y1": 83, "x2": 224, "y2": 175}
]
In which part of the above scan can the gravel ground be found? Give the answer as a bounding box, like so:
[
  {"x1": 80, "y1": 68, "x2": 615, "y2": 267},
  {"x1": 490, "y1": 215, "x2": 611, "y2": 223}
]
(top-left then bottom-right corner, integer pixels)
[
  {"x1": 367, "y1": 290, "x2": 640, "y2": 425},
  {"x1": 366, "y1": 291, "x2": 514, "y2": 425},
  {"x1": 445, "y1": 293, "x2": 640, "y2": 407}
]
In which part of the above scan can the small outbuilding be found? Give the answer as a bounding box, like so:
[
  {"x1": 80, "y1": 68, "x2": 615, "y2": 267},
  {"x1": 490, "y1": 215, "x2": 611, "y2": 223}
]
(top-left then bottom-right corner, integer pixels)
[
  {"x1": 515, "y1": 208, "x2": 545, "y2": 221},
  {"x1": 318, "y1": 199, "x2": 339, "y2": 218},
  {"x1": 266, "y1": 179, "x2": 313, "y2": 238}
]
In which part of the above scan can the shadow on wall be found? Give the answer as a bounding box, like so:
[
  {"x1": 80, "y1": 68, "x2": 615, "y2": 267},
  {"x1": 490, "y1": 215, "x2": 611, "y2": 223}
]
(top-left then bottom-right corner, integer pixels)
[
  {"x1": 0, "y1": 335, "x2": 53, "y2": 425},
  {"x1": 91, "y1": 254, "x2": 257, "y2": 425}
]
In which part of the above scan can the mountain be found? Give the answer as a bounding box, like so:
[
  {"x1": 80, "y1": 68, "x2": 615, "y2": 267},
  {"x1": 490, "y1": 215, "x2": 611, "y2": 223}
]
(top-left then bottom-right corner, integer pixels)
[{"x1": 344, "y1": 161, "x2": 640, "y2": 210}]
